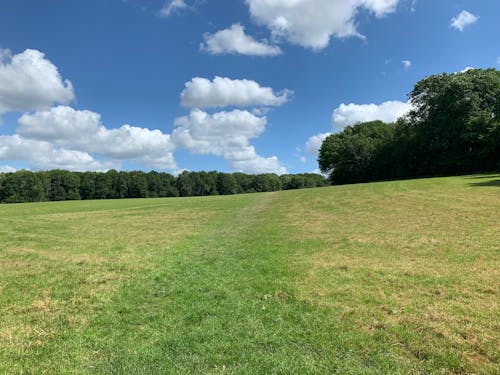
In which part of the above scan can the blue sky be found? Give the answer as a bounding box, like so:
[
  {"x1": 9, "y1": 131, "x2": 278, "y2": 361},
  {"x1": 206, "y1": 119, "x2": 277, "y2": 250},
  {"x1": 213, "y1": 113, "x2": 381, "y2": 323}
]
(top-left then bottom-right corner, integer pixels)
[{"x1": 0, "y1": 0, "x2": 498, "y2": 174}]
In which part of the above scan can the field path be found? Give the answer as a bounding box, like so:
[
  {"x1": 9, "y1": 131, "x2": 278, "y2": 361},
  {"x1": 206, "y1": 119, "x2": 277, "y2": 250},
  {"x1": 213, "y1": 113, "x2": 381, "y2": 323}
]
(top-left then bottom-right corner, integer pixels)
[
  {"x1": 1, "y1": 175, "x2": 498, "y2": 374},
  {"x1": 71, "y1": 190, "x2": 421, "y2": 374}
]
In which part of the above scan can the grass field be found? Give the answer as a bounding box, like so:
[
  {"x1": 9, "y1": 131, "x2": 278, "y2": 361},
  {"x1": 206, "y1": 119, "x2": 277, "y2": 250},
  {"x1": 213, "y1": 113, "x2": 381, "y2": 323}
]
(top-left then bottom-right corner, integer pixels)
[{"x1": 0, "y1": 174, "x2": 498, "y2": 374}]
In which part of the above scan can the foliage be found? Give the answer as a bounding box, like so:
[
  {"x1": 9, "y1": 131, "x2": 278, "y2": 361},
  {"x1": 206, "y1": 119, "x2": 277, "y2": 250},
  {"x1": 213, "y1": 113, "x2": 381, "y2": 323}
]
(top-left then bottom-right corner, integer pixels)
[
  {"x1": 0, "y1": 170, "x2": 45, "y2": 203},
  {"x1": 0, "y1": 170, "x2": 327, "y2": 203},
  {"x1": 319, "y1": 69, "x2": 500, "y2": 183},
  {"x1": 319, "y1": 121, "x2": 394, "y2": 183}
]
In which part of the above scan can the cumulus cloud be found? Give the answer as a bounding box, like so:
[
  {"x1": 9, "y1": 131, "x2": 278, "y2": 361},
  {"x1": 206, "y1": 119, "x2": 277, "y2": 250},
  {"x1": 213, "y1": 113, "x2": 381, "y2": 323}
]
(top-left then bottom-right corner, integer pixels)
[
  {"x1": 0, "y1": 48, "x2": 176, "y2": 172},
  {"x1": 305, "y1": 100, "x2": 411, "y2": 156},
  {"x1": 172, "y1": 109, "x2": 286, "y2": 174},
  {"x1": 0, "y1": 165, "x2": 17, "y2": 173},
  {"x1": 0, "y1": 135, "x2": 110, "y2": 171},
  {"x1": 230, "y1": 146, "x2": 287, "y2": 174},
  {"x1": 181, "y1": 76, "x2": 292, "y2": 109},
  {"x1": 0, "y1": 49, "x2": 74, "y2": 115},
  {"x1": 401, "y1": 60, "x2": 412, "y2": 70},
  {"x1": 18, "y1": 106, "x2": 177, "y2": 170},
  {"x1": 332, "y1": 100, "x2": 411, "y2": 130},
  {"x1": 245, "y1": 0, "x2": 400, "y2": 50},
  {"x1": 451, "y1": 10, "x2": 479, "y2": 31},
  {"x1": 305, "y1": 132, "x2": 331, "y2": 156},
  {"x1": 159, "y1": 0, "x2": 188, "y2": 17},
  {"x1": 172, "y1": 109, "x2": 266, "y2": 154},
  {"x1": 201, "y1": 24, "x2": 282, "y2": 56}
]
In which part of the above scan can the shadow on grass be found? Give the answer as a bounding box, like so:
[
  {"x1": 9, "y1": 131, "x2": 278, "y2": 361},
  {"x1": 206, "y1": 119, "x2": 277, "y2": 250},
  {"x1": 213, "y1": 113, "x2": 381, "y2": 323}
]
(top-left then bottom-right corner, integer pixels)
[{"x1": 468, "y1": 179, "x2": 500, "y2": 187}]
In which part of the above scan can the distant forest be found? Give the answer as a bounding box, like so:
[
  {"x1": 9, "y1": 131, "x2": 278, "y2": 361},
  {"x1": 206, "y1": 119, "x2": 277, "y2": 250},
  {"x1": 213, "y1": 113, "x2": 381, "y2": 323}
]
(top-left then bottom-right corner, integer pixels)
[
  {"x1": 319, "y1": 69, "x2": 500, "y2": 184},
  {"x1": 0, "y1": 170, "x2": 327, "y2": 203}
]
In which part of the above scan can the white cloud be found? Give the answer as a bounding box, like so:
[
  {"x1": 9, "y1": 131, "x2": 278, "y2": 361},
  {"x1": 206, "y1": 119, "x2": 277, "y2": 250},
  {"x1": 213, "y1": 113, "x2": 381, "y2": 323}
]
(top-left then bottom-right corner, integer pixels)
[
  {"x1": 0, "y1": 135, "x2": 110, "y2": 171},
  {"x1": 460, "y1": 66, "x2": 474, "y2": 73},
  {"x1": 18, "y1": 106, "x2": 101, "y2": 143},
  {"x1": 172, "y1": 109, "x2": 286, "y2": 174},
  {"x1": 0, "y1": 48, "x2": 175, "y2": 172},
  {"x1": 181, "y1": 76, "x2": 292, "y2": 109},
  {"x1": 0, "y1": 165, "x2": 17, "y2": 173},
  {"x1": 159, "y1": 0, "x2": 188, "y2": 17},
  {"x1": 451, "y1": 10, "x2": 479, "y2": 31},
  {"x1": 0, "y1": 49, "x2": 74, "y2": 115},
  {"x1": 201, "y1": 24, "x2": 282, "y2": 56},
  {"x1": 305, "y1": 132, "x2": 331, "y2": 156},
  {"x1": 18, "y1": 106, "x2": 177, "y2": 170},
  {"x1": 305, "y1": 100, "x2": 410, "y2": 158},
  {"x1": 496, "y1": 57, "x2": 500, "y2": 65},
  {"x1": 401, "y1": 60, "x2": 412, "y2": 70},
  {"x1": 245, "y1": 0, "x2": 400, "y2": 50},
  {"x1": 251, "y1": 107, "x2": 271, "y2": 116},
  {"x1": 332, "y1": 100, "x2": 411, "y2": 130},
  {"x1": 312, "y1": 168, "x2": 328, "y2": 177},
  {"x1": 230, "y1": 147, "x2": 287, "y2": 174},
  {"x1": 172, "y1": 109, "x2": 266, "y2": 154}
]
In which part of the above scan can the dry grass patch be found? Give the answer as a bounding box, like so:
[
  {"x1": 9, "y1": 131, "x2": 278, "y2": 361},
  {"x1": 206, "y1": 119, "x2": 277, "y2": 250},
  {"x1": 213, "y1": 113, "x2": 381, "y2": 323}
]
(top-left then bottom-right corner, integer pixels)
[{"x1": 280, "y1": 177, "x2": 499, "y2": 373}]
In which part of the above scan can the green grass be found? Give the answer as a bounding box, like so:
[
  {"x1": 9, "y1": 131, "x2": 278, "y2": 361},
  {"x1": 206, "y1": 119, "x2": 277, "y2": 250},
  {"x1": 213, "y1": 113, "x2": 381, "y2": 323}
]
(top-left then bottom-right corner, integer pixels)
[{"x1": 0, "y1": 174, "x2": 498, "y2": 374}]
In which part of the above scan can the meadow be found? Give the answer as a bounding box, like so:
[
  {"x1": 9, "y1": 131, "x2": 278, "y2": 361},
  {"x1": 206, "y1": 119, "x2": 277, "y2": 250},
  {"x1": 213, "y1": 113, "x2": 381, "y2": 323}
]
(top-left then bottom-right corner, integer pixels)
[{"x1": 0, "y1": 174, "x2": 498, "y2": 374}]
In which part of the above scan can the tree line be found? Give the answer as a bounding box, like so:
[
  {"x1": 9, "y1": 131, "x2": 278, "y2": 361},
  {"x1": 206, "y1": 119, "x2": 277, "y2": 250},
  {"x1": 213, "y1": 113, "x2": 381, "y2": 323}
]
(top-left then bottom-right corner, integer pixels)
[
  {"x1": 0, "y1": 170, "x2": 327, "y2": 203},
  {"x1": 319, "y1": 69, "x2": 500, "y2": 184}
]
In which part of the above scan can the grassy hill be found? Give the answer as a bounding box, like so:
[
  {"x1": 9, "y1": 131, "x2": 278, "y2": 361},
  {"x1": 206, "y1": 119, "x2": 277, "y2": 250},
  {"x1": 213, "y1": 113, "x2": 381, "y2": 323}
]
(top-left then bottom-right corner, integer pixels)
[{"x1": 0, "y1": 174, "x2": 498, "y2": 374}]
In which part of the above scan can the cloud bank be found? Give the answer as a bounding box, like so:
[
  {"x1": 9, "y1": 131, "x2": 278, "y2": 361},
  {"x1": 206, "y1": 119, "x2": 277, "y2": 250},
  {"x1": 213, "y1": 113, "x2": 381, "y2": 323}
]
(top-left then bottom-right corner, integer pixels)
[
  {"x1": 18, "y1": 106, "x2": 177, "y2": 170},
  {"x1": 172, "y1": 108, "x2": 286, "y2": 174},
  {"x1": 0, "y1": 134, "x2": 111, "y2": 171},
  {"x1": 175, "y1": 76, "x2": 289, "y2": 174},
  {"x1": 0, "y1": 47, "x2": 287, "y2": 174}
]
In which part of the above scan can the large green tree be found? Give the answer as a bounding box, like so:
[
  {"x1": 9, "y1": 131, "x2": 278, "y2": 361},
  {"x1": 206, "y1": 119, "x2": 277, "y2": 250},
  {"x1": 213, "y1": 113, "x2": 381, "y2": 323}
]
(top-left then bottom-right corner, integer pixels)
[
  {"x1": 318, "y1": 69, "x2": 500, "y2": 184},
  {"x1": 406, "y1": 68, "x2": 500, "y2": 174},
  {"x1": 319, "y1": 121, "x2": 394, "y2": 183}
]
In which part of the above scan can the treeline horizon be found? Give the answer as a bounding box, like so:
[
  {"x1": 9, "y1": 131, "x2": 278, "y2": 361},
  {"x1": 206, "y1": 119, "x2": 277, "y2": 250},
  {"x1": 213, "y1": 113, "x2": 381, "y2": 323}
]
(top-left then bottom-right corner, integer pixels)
[
  {"x1": 0, "y1": 169, "x2": 327, "y2": 203},
  {"x1": 319, "y1": 68, "x2": 500, "y2": 184}
]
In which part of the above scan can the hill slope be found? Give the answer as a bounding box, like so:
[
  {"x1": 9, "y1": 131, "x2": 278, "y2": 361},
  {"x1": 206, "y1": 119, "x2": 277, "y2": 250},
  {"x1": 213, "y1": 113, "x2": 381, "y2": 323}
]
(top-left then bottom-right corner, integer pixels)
[{"x1": 0, "y1": 175, "x2": 498, "y2": 373}]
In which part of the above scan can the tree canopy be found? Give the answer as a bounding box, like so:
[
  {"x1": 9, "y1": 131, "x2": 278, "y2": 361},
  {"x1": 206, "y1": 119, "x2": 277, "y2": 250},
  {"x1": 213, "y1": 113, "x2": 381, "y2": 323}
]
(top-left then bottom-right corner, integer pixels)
[
  {"x1": 319, "y1": 69, "x2": 500, "y2": 184},
  {"x1": 0, "y1": 170, "x2": 327, "y2": 204}
]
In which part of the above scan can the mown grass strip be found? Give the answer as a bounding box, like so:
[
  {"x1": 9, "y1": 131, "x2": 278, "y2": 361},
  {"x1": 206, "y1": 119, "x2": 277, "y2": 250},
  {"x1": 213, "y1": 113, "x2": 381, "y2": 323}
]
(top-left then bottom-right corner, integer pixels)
[{"x1": 0, "y1": 175, "x2": 498, "y2": 373}]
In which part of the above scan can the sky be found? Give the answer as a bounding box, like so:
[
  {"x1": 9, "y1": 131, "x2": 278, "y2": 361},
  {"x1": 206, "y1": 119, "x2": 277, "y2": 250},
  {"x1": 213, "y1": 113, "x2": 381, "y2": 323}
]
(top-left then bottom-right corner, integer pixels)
[{"x1": 0, "y1": 0, "x2": 498, "y2": 175}]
